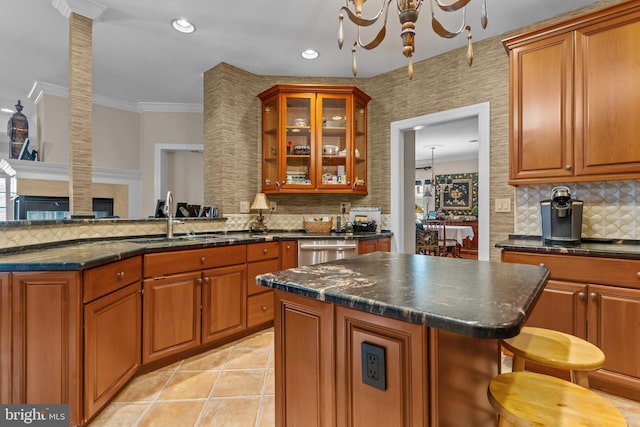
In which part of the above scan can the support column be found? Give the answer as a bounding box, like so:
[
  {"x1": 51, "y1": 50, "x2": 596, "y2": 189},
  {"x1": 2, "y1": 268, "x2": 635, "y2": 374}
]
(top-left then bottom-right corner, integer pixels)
[{"x1": 68, "y1": 12, "x2": 93, "y2": 216}]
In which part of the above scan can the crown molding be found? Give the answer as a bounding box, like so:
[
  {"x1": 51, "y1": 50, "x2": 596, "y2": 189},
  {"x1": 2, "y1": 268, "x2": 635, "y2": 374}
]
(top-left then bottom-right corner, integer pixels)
[
  {"x1": 28, "y1": 80, "x2": 203, "y2": 114},
  {"x1": 52, "y1": 0, "x2": 108, "y2": 20}
]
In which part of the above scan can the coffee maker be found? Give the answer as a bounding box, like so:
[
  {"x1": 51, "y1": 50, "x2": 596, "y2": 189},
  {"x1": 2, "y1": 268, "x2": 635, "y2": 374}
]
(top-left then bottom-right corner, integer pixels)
[{"x1": 540, "y1": 186, "x2": 583, "y2": 245}]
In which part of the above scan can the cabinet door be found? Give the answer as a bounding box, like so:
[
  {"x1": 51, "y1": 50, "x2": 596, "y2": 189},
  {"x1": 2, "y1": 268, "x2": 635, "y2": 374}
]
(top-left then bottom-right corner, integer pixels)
[
  {"x1": 525, "y1": 280, "x2": 587, "y2": 338},
  {"x1": 588, "y1": 284, "x2": 640, "y2": 400},
  {"x1": 574, "y1": 11, "x2": 640, "y2": 177},
  {"x1": 1, "y1": 272, "x2": 10, "y2": 403},
  {"x1": 262, "y1": 94, "x2": 281, "y2": 192},
  {"x1": 11, "y1": 272, "x2": 82, "y2": 424},
  {"x1": 317, "y1": 93, "x2": 351, "y2": 191},
  {"x1": 142, "y1": 272, "x2": 201, "y2": 364},
  {"x1": 508, "y1": 32, "x2": 574, "y2": 183},
  {"x1": 275, "y1": 291, "x2": 334, "y2": 427},
  {"x1": 352, "y1": 96, "x2": 368, "y2": 194},
  {"x1": 281, "y1": 241, "x2": 298, "y2": 269},
  {"x1": 375, "y1": 237, "x2": 391, "y2": 252},
  {"x1": 282, "y1": 93, "x2": 316, "y2": 191},
  {"x1": 202, "y1": 264, "x2": 246, "y2": 344},
  {"x1": 84, "y1": 282, "x2": 141, "y2": 420},
  {"x1": 358, "y1": 240, "x2": 378, "y2": 255},
  {"x1": 247, "y1": 259, "x2": 280, "y2": 296}
]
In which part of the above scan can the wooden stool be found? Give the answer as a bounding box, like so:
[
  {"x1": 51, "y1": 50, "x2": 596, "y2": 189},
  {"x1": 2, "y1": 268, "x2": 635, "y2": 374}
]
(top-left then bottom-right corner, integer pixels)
[
  {"x1": 488, "y1": 371, "x2": 627, "y2": 426},
  {"x1": 501, "y1": 326, "x2": 605, "y2": 387}
]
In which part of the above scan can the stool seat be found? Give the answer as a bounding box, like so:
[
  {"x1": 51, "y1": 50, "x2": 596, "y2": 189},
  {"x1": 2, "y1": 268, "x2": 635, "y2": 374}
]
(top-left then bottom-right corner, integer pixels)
[
  {"x1": 502, "y1": 326, "x2": 605, "y2": 387},
  {"x1": 488, "y1": 371, "x2": 627, "y2": 426}
]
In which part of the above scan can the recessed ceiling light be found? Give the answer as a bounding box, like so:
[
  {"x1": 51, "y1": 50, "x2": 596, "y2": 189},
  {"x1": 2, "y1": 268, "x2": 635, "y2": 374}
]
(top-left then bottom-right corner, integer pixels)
[
  {"x1": 301, "y1": 49, "x2": 319, "y2": 60},
  {"x1": 1, "y1": 108, "x2": 14, "y2": 114},
  {"x1": 413, "y1": 125, "x2": 424, "y2": 130},
  {"x1": 171, "y1": 18, "x2": 195, "y2": 34}
]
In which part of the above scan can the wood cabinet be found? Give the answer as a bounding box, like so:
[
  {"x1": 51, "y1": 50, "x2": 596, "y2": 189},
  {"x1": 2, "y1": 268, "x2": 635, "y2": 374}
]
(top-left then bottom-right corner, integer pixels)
[
  {"x1": 358, "y1": 236, "x2": 391, "y2": 254},
  {"x1": 246, "y1": 242, "x2": 279, "y2": 328},
  {"x1": 10, "y1": 271, "x2": 82, "y2": 425},
  {"x1": 280, "y1": 240, "x2": 298, "y2": 270},
  {"x1": 0, "y1": 272, "x2": 9, "y2": 404},
  {"x1": 501, "y1": 251, "x2": 640, "y2": 400},
  {"x1": 503, "y1": 1, "x2": 640, "y2": 184},
  {"x1": 142, "y1": 245, "x2": 247, "y2": 364},
  {"x1": 83, "y1": 257, "x2": 142, "y2": 422},
  {"x1": 258, "y1": 84, "x2": 370, "y2": 194}
]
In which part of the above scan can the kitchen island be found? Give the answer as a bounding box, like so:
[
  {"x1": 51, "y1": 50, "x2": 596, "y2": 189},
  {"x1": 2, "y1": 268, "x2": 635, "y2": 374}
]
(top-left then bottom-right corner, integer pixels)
[{"x1": 256, "y1": 252, "x2": 549, "y2": 427}]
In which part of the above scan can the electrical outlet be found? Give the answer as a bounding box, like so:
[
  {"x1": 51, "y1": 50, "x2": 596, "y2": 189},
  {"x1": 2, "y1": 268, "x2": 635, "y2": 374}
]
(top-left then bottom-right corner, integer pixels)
[
  {"x1": 361, "y1": 342, "x2": 386, "y2": 391},
  {"x1": 269, "y1": 201, "x2": 277, "y2": 212},
  {"x1": 340, "y1": 202, "x2": 351, "y2": 214},
  {"x1": 240, "y1": 201, "x2": 250, "y2": 213}
]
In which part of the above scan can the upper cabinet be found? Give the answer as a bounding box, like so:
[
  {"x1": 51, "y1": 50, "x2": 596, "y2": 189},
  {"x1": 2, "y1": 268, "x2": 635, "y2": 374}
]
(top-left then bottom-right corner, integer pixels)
[
  {"x1": 503, "y1": 1, "x2": 640, "y2": 185},
  {"x1": 258, "y1": 84, "x2": 370, "y2": 194}
]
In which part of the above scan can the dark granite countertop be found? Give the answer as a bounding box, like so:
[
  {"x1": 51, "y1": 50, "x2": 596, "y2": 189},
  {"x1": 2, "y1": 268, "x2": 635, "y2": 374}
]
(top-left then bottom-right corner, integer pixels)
[
  {"x1": 256, "y1": 252, "x2": 549, "y2": 339},
  {"x1": 496, "y1": 235, "x2": 640, "y2": 259},
  {"x1": 0, "y1": 230, "x2": 392, "y2": 271}
]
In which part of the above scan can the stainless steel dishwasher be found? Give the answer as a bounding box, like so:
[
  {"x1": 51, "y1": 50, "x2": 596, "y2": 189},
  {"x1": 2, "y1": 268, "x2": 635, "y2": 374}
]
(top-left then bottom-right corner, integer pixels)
[{"x1": 297, "y1": 239, "x2": 359, "y2": 266}]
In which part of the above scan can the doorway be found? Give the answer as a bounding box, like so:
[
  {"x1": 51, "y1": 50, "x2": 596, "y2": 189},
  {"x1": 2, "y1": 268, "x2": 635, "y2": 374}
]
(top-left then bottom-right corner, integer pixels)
[{"x1": 390, "y1": 102, "x2": 490, "y2": 261}]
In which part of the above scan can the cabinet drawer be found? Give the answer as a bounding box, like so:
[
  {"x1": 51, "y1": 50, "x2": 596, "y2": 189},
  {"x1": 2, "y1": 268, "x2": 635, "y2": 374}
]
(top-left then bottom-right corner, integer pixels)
[
  {"x1": 83, "y1": 256, "x2": 142, "y2": 302},
  {"x1": 247, "y1": 259, "x2": 280, "y2": 295},
  {"x1": 144, "y1": 245, "x2": 246, "y2": 277},
  {"x1": 247, "y1": 291, "x2": 274, "y2": 328},
  {"x1": 247, "y1": 242, "x2": 280, "y2": 262},
  {"x1": 502, "y1": 251, "x2": 640, "y2": 289}
]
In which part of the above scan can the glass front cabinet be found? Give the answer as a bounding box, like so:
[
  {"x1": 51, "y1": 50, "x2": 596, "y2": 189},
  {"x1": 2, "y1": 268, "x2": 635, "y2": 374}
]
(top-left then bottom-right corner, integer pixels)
[{"x1": 258, "y1": 84, "x2": 370, "y2": 194}]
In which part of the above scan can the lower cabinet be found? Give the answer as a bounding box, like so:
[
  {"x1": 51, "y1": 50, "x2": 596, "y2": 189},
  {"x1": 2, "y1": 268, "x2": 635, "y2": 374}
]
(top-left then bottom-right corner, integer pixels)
[
  {"x1": 10, "y1": 271, "x2": 82, "y2": 425},
  {"x1": 274, "y1": 291, "x2": 497, "y2": 427},
  {"x1": 358, "y1": 237, "x2": 391, "y2": 254},
  {"x1": 502, "y1": 251, "x2": 640, "y2": 401},
  {"x1": 83, "y1": 282, "x2": 141, "y2": 420},
  {"x1": 202, "y1": 264, "x2": 247, "y2": 343},
  {"x1": 143, "y1": 272, "x2": 202, "y2": 364},
  {"x1": 1, "y1": 272, "x2": 10, "y2": 404}
]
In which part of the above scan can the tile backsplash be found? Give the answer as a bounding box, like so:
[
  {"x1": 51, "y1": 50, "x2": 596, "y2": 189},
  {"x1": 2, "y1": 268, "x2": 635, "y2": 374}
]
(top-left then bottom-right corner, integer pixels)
[{"x1": 515, "y1": 180, "x2": 640, "y2": 239}]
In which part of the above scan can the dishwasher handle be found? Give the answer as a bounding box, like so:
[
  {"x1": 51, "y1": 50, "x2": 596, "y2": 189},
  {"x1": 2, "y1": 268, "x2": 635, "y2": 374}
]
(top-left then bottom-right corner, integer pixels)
[{"x1": 299, "y1": 242, "x2": 358, "y2": 251}]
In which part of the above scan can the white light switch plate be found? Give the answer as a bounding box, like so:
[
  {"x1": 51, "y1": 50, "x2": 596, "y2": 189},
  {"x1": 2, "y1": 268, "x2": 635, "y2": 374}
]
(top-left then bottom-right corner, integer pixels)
[
  {"x1": 495, "y1": 198, "x2": 511, "y2": 213},
  {"x1": 240, "y1": 201, "x2": 250, "y2": 213}
]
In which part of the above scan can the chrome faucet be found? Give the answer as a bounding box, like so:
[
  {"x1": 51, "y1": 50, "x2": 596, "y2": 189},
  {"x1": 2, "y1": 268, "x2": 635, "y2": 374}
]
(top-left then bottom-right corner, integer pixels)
[{"x1": 163, "y1": 190, "x2": 174, "y2": 238}]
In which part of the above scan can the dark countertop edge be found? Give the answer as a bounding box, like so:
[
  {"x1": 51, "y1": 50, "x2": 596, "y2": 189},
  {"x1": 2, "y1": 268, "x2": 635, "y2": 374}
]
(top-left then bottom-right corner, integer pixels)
[
  {"x1": 256, "y1": 268, "x2": 547, "y2": 340},
  {"x1": 0, "y1": 230, "x2": 393, "y2": 271},
  {"x1": 496, "y1": 235, "x2": 640, "y2": 260},
  {"x1": 0, "y1": 217, "x2": 228, "y2": 228}
]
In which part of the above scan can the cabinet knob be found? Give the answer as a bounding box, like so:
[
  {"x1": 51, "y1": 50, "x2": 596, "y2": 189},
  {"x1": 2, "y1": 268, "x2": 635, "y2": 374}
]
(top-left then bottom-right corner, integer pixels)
[
  {"x1": 116, "y1": 271, "x2": 125, "y2": 279},
  {"x1": 261, "y1": 305, "x2": 268, "y2": 312},
  {"x1": 204, "y1": 277, "x2": 210, "y2": 284},
  {"x1": 590, "y1": 292, "x2": 598, "y2": 300},
  {"x1": 636, "y1": 272, "x2": 640, "y2": 279},
  {"x1": 578, "y1": 292, "x2": 585, "y2": 300},
  {"x1": 565, "y1": 165, "x2": 572, "y2": 171},
  {"x1": 539, "y1": 263, "x2": 545, "y2": 267},
  {"x1": 263, "y1": 249, "x2": 268, "y2": 254},
  {"x1": 286, "y1": 245, "x2": 291, "y2": 250},
  {"x1": 200, "y1": 257, "x2": 206, "y2": 264}
]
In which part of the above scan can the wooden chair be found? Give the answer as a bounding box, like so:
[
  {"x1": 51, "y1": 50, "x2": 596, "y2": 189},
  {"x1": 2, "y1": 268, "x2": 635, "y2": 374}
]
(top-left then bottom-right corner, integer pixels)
[
  {"x1": 416, "y1": 228, "x2": 440, "y2": 255},
  {"x1": 488, "y1": 371, "x2": 627, "y2": 426},
  {"x1": 501, "y1": 326, "x2": 605, "y2": 388},
  {"x1": 423, "y1": 220, "x2": 460, "y2": 257}
]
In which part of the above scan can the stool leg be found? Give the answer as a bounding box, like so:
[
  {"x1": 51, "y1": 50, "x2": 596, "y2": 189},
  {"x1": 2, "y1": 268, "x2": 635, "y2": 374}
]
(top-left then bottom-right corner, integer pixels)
[
  {"x1": 511, "y1": 355, "x2": 525, "y2": 372},
  {"x1": 572, "y1": 370, "x2": 590, "y2": 388},
  {"x1": 498, "y1": 417, "x2": 515, "y2": 427}
]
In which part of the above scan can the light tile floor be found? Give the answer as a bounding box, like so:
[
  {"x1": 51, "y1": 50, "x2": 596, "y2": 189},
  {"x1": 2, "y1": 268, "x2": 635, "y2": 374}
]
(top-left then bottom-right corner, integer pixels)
[{"x1": 90, "y1": 328, "x2": 639, "y2": 426}]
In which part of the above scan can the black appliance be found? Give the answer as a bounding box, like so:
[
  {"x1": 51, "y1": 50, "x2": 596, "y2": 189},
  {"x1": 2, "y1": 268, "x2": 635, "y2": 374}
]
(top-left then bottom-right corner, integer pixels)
[{"x1": 540, "y1": 186, "x2": 583, "y2": 245}]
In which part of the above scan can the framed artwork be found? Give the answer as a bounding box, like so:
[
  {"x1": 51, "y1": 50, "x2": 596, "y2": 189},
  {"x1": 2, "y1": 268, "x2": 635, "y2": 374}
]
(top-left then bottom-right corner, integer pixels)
[{"x1": 440, "y1": 178, "x2": 472, "y2": 210}]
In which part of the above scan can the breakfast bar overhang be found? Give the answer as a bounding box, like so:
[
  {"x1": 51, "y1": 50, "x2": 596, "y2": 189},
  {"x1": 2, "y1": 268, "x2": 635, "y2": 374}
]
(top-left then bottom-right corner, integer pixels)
[{"x1": 257, "y1": 252, "x2": 550, "y2": 427}]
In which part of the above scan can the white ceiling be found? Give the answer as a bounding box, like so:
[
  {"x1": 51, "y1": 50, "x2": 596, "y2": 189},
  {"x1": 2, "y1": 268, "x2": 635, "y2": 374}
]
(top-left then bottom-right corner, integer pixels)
[
  {"x1": 0, "y1": 0, "x2": 599, "y2": 140},
  {"x1": 415, "y1": 116, "x2": 480, "y2": 165}
]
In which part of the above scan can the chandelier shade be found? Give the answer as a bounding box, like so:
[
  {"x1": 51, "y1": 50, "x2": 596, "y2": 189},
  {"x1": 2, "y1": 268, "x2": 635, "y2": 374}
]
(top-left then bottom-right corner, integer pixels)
[{"x1": 338, "y1": 0, "x2": 488, "y2": 79}]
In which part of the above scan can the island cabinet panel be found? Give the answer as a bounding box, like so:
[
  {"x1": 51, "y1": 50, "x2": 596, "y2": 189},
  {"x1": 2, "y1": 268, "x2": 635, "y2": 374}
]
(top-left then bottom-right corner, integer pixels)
[
  {"x1": 83, "y1": 282, "x2": 141, "y2": 422},
  {"x1": 10, "y1": 271, "x2": 82, "y2": 426},
  {"x1": 334, "y1": 306, "x2": 427, "y2": 427},
  {"x1": 275, "y1": 291, "x2": 335, "y2": 427},
  {"x1": 0, "y1": 273, "x2": 9, "y2": 404},
  {"x1": 142, "y1": 272, "x2": 202, "y2": 364},
  {"x1": 202, "y1": 264, "x2": 247, "y2": 344},
  {"x1": 501, "y1": 250, "x2": 640, "y2": 400}
]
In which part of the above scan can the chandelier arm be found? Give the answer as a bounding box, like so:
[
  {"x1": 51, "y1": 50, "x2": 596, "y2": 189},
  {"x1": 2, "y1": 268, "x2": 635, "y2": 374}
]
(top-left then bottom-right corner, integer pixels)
[
  {"x1": 432, "y1": 0, "x2": 471, "y2": 12},
  {"x1": 358, "y1": 24, "x2": 388, "y2": 50},
  {"x1": 431, "y1": 3, "x2": 468, "y2": 38},
  {"x1": 339, "y1": 0, "x2": 392, "y2": 28}
]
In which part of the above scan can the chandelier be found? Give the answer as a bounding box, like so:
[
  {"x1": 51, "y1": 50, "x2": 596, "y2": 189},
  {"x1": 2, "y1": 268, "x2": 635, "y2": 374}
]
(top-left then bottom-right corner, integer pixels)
[{"x1": 338, "y1": 0, "x2": 488, "y2": 79}]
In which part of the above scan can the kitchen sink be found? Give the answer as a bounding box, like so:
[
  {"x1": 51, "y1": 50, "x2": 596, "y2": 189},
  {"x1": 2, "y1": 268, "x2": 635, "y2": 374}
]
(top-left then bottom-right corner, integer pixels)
[{"x1": 129, "y1": 234, "x2": 233, "y2": 244}]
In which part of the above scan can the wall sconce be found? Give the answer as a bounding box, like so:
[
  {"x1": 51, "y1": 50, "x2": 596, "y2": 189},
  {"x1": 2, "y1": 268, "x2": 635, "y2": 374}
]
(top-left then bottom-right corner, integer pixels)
[{"x1": 250, "y1": 193, "x2": 272, "y2": 233}]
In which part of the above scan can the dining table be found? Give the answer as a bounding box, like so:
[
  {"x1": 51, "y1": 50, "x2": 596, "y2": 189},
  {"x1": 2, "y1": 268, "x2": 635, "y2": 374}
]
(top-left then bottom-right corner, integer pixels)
[{"x1": 444, "y1": 224, "x2": 475, "y2": 245}]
